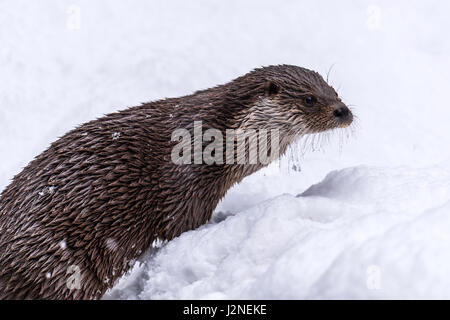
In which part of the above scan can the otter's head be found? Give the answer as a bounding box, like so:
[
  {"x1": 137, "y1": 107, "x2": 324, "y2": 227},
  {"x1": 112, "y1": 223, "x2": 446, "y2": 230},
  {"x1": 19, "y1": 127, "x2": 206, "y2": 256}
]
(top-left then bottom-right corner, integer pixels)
[{"x1": 236, "y1": 65, "x2": 353, "y2": 136}]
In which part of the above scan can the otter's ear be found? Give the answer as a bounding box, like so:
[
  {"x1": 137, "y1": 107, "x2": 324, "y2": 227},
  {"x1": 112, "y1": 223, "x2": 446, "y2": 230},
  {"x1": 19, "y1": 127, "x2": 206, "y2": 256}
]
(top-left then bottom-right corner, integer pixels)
[{"x1": 265, "y1": 81, "x2": 280, "y2": 96}]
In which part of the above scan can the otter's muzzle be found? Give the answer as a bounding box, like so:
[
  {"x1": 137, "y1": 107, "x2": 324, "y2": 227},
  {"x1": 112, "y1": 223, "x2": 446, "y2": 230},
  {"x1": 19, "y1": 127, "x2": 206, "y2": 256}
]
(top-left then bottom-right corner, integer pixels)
[{"x1": 332, "y1": 103, "x2": 353, "y2": 127}]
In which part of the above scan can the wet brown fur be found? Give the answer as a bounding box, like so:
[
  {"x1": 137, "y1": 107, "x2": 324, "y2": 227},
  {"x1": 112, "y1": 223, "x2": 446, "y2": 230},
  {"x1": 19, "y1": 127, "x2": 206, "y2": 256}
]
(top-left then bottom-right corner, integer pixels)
[{"x1": 0, "y1": 65, "x2": 352, "y2": 299}]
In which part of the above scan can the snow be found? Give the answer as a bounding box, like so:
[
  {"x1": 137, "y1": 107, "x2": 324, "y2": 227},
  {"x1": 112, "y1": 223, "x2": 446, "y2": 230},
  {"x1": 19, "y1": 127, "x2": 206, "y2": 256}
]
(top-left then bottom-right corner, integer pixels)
[
  {"x1": 112, "y1": 132, "x2": 121, "y2": 140},
  {"x1": 59, "y1": 240, "x2": 67, "y2": 250},
  {"x1": 1, "y1": 0, "x2": 450, "y2": 299},
  {"x1": 105, "y1": 166, "x2": 450, "y2": 299}
]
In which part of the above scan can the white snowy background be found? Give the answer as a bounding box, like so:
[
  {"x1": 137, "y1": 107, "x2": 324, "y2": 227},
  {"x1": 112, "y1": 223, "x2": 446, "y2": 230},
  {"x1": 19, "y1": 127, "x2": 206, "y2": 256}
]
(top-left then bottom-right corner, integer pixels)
[{"x1": 1, "y1": 0, "x2": 450, "y2": 299}]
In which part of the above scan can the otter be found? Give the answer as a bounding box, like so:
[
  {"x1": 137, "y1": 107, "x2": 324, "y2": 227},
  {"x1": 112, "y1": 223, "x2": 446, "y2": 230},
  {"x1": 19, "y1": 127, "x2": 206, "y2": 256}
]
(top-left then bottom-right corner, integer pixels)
[{"x1": 0, "y1": 65, "x2": 353, "y2": 299}]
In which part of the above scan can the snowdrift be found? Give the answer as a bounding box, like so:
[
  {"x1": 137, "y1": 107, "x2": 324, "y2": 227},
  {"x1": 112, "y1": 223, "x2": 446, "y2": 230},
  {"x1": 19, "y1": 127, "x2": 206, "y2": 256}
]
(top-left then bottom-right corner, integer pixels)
[{"x1": 106, "y1": 166, "x2": 450, "y2": 299}]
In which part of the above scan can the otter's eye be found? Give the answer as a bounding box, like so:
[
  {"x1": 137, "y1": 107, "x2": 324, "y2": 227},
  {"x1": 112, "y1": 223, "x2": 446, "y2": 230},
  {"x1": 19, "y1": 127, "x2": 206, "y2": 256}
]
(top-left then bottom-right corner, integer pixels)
[{"x1": 304, "y1": 95, "x2": 317, "y2": 107}]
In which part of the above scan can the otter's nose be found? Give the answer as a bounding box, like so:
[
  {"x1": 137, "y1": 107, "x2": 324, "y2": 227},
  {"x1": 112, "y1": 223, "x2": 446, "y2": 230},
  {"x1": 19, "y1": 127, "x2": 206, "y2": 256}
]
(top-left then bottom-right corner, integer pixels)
[{"x1": 333, "y1": 104, "x2": 351, "y2": 122}]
